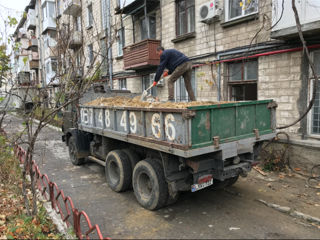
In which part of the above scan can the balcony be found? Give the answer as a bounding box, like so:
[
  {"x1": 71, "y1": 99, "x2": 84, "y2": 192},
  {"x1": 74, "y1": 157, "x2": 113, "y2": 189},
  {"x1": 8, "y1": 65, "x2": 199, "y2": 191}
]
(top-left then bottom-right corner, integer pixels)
[
  {"x1": 69, "y1": 31, "x2": 82, "y2": 49},
  {"x1": 63, "y1": 0, "x2": 81, "y2": 16},
  {"x1": 29, "y1": 52, "x2": 39, "y2": 69},
  {"x1": 123, "y1": 39, "x2": 161, "y2": 70},
  {"x1": 18, "y1": 72, "x2": 31, "y2": 85},
  {"x1": 45, "y1": 46, "x2": 58, "y2": 59},
  {"x1": 42, "y1": 17, "x2": 56, "y2": 34},
  {"x1": 271, "y1": 0, "x2": 320, "y2": 40},
  {"x1": 27, "y1": 38, "x2": 38, "y2": 51},
  {"x1": 26, "y1": 10, "x2": 36, "y2": 30}
]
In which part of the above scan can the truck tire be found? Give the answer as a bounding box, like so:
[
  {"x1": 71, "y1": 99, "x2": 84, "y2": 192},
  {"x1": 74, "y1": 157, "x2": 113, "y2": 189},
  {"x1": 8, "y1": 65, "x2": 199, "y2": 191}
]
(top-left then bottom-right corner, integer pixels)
[
  {"x1": 68, "y1": 136, "x2": 85, "y2": 165},
  {"x1": 226, "y1": 175, "x2": 239, "y2": 187},
  {"x1": 122, "y1": 148, "x2": 140, "y2": 170},
  {"x1": 132, "y1": 159, "x2": 168, "y2": 210},
  {"x1": 210, "y1": 175, "x2": 239, "y2": 190},
  {"x1": 105, "y1": 150, "x2": 132, "y2": 192}
]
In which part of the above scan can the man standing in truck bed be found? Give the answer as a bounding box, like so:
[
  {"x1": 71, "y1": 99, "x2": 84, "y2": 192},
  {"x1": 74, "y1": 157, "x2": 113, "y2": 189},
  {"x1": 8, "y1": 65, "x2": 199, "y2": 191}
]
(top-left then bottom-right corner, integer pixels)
[{"x1": 153, "y1": 46, "x2": 196, "y2": 102}]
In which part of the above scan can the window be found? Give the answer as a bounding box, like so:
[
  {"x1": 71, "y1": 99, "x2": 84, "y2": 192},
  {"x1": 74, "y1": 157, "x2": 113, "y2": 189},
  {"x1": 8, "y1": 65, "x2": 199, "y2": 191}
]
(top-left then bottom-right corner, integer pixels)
[
  {"x1": 226, "y1": 0, "x2": 258, "y2": 21},
  {"x1": 175, "y1": 69, "x2": 196, "y2": 102},
  {"x1": 42, "y1": 1, "x2": 56, "y2": 20},
  {"x1": 74, "y1": 16, "x2": 82, "y2": 31},
  {"x1": 176, "y1": 0, "x2": 195, "y2": 36},
  {"x1": 100, "y1": 39, "x2": 108, "y2": 76},
  {"x1": 57, "y1": 0, "x2": 61, "y2": 16},
  {"x1": 87, "y1": 4, "x2": 93, "y2": 28},
  {"x1": 119, "y1": 78, "x2": 127, "y2": 90},
  {"x1": 142, "y1": 74, "x2": 157, "y2": 97},
  {"x1": 227, "y1": 60, "x2": 258, "y2": 101},
  {"x1": 310, "y1": 51, "x2": 320, "y2": 135},
  {"x1": 117, "y1": 27, "x2": 125, "y2": 56},
  {"x1": 101, "y1": 0, "x2": 110, "y2": 30},
  {"x1": 88, "y1": 44, "x2": 94, "y2": 64},
  {"x1": 140, "y1": 15, "x2": 156, "y2": 40}
]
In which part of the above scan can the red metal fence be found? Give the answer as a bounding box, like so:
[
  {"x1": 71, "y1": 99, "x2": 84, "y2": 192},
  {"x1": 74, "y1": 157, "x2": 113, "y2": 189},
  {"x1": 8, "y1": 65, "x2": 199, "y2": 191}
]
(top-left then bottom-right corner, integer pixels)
[{"x1": 14, "y1": 145, "x2": 109, "y2": 240}]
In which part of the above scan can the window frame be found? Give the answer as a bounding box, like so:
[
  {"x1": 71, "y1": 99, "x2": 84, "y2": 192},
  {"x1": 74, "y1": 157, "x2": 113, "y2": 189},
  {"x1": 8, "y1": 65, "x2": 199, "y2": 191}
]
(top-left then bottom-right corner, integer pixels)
[
  {"x1": 227, "y1": 59, "x2": 258, "y2": 101},
  {"x1": 118, "y1": 78, "x2": 127, "y2": 90},
  {"x1": 140, "y1": 14, "x2": 156, "y2": 40},
  {"x1": 307, "y1": 50, "x2": 320, "y2": 137},
  {"x1": 142, "y1": 74, "x2": 157, "y2": 97},
  {"x1": 88, "y1": 44, "x2": 94, "y2": 65},
  {"x1": 225, "y1": 0, "x2": 259, "y2": 22},
  {"x1": 117, "y1": 27, "x2": 125, "y2": 56},
  {"x1": 174, "y1": 69, "x2": 196, "y2": 102},
  {"x1": 87, "y1": 3, "x2": 93, "y2": 28},
  {"x1": 175, "y1": 0, "x2": 195, "y2": 37}
]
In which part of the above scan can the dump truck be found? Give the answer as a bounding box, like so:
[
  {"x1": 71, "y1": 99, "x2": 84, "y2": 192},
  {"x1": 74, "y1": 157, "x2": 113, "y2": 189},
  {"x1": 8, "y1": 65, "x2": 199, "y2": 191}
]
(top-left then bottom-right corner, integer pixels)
[{"x1": 62, "y1": 86, "x2": 277, "y2": 210}]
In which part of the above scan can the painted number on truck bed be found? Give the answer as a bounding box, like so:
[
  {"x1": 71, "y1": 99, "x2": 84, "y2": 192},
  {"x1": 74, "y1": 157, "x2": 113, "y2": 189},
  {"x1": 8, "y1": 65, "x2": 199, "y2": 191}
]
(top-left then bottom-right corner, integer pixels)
[
  {"x1": 151, "y1": 113, "x2": 176, "y2": 141},
  {"x1": 81, "y1": 108, "x2": 93, "y2": 125}
]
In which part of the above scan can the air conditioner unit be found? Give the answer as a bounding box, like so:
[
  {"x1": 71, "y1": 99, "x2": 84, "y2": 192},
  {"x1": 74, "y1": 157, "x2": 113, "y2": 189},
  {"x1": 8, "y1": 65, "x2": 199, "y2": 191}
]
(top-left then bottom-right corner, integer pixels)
[{"x1": 199, "y1": 1, "x2": 220, "y2": 24}]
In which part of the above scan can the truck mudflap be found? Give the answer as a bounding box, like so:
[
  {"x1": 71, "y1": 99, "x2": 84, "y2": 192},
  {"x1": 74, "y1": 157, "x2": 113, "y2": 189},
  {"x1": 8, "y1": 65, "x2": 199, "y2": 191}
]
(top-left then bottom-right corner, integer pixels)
[{"x1": 191, "y1": 162, "x2": 252, "y2": 192}]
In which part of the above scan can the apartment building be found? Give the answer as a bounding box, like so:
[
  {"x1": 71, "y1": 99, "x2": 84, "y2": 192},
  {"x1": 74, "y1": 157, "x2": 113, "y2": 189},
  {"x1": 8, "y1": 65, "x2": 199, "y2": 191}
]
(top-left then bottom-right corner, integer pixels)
[
  {"x1": 12, "y1": 0, "x2": 59, "y2": 108},
  {"x1": 12, "y1": 3, "x2": 40, "y2": 109},
  {"x1": 12, "y1": 0, "x2": 320, "y2": 141},
  {"x1": 110, "y1": 0, "x2": 320, "y2": 140}
]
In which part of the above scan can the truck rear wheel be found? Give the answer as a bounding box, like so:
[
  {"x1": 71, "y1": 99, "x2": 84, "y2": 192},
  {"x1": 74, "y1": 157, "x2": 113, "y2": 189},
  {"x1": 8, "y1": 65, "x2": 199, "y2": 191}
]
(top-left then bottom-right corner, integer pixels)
[
  {"x1": 105, "y1": 150, "x2": 132, "y2": 192},
  {"x1": 122, "y1": 148, "x2": 140, "y2": 170},
  {"x1": 132, "y1": 159, "x2": 168, "y2": 210},
  {"x1": 211, "y1": 175, "x2": 239, "y2": 190},
  {"x1": 68, "y1": 136, "x2": 85, "y2": 166}
]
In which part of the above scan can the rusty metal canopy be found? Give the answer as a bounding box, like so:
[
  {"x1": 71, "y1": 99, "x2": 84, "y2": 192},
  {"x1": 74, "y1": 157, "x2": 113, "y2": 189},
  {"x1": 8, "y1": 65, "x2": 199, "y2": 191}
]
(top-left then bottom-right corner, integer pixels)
[{"x1": 115, "y1": 0, "x2": 159, "y2": 15}]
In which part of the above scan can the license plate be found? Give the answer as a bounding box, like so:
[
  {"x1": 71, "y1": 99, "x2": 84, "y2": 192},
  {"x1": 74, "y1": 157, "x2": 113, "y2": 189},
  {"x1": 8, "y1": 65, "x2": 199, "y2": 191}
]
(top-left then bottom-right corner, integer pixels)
[{"x1": 191, "y1": 178, "x2": 213, "y2": 192}]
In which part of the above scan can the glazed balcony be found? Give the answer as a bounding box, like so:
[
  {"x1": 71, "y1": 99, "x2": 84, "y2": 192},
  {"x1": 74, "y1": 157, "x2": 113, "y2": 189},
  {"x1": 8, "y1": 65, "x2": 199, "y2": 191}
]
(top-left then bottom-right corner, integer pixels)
[
  {"x1": 123, "y1": 39, "x2": 161, "y2": 70},
  {"x1": 63, "y1": 0, "x2": 81, "y2": 16},
  {"x1": 42, "y1": 17, "x2": 56, "y2": 34}
]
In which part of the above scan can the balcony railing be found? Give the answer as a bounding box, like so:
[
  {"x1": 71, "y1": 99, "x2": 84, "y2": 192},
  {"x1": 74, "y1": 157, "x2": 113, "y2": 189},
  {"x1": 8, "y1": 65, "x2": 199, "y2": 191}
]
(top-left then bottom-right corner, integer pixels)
[
  {"x1": 69, "y1": 31, "x2": 82, "y2": 49},
  {"x1": 27, "y1": 38, "x2": 38, "y2": 50},
  {"x1": 123, "y1": 39, "x2": 161, "y2": 70},
  {"x1": 29, "y1": 52, "x2": 39, "y2": 69},
  {"x1": 63, "y1": 0, "x2": 81, "y2": 16}
]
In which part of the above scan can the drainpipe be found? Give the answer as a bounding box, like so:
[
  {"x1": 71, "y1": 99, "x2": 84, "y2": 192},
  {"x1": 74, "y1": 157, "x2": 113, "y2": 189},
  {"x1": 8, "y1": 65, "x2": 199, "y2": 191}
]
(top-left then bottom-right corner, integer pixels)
[{"x1": 107, "y1": 0, "x2": 113, "y2": 89}]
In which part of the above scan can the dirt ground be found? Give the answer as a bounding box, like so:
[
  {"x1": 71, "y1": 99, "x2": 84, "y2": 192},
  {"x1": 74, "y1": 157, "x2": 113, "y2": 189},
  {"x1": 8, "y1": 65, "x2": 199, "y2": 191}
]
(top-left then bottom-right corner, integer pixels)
[
  {"x1": 85, "y1": 96, "x2": 233, "y2": 109},
  {"x1": 241, "y1": 165, "x2": 320, "y2": 225}
]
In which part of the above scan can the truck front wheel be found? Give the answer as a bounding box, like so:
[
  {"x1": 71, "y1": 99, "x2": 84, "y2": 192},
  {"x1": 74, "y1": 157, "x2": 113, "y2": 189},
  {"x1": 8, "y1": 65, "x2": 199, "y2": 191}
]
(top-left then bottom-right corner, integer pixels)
[
  {"x1": 105, "y1": 150, "x2": 132, "y2": 192},
  {"x1": 68, "y1": 136, "x2": 85, "y2": 165},
  {"x1": 132, "y1": 159, "x2": 168, "y2": 210}
]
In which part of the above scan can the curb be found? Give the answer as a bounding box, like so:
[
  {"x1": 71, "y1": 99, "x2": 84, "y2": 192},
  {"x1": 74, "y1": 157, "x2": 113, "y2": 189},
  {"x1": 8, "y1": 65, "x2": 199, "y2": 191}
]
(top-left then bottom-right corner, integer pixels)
[{"x1": 257, "y1": 199, "x2": 320, "y2": 225}]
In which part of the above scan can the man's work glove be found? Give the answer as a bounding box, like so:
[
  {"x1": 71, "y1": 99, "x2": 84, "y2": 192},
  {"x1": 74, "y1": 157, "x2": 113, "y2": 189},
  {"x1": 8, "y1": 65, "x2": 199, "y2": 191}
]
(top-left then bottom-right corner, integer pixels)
[
  {"x1": 163, "y1": 71, "x2": 168, "y2": 77},
  {"x1": 153, "y1": 81, "x2": 157, "y2": 87}
]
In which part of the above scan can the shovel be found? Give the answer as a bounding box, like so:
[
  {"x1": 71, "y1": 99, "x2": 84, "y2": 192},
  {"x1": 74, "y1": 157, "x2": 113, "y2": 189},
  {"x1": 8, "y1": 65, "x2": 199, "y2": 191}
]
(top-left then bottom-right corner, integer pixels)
[{"x1": 141, "y1": 83, "x2": 154, "y2": 101}]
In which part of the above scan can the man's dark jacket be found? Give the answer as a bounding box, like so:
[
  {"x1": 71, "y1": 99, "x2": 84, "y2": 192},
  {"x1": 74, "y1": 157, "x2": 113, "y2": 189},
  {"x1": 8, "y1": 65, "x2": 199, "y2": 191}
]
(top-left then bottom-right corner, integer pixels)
[{"x1": 154, "y1": 49, "x2": 190, "y2": 82}]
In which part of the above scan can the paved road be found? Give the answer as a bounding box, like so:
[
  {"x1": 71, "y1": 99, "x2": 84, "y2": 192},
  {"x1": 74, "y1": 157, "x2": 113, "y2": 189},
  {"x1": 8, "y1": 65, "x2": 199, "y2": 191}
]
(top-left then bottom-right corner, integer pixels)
[{"x1": 4, "y1": 114, "x2": 320, "y2": 239}]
